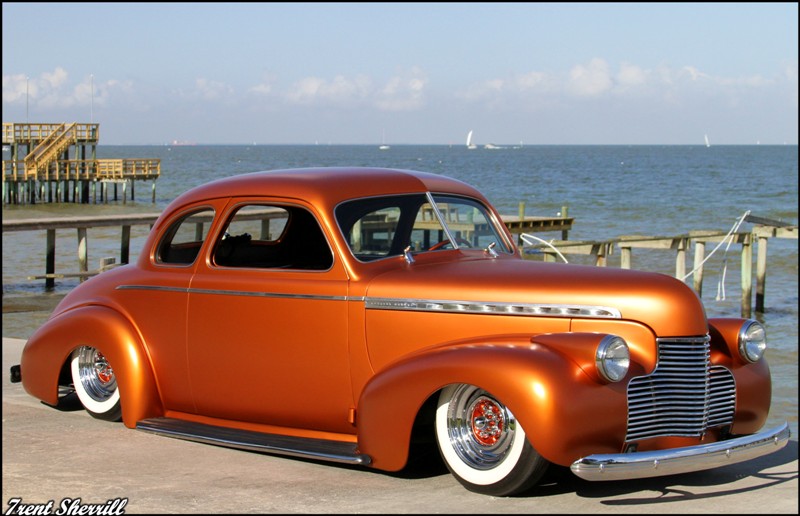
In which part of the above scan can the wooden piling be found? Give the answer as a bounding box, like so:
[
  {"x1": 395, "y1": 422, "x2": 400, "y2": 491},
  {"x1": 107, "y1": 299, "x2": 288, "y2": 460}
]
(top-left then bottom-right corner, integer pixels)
[
  {"x1": 523, "y1": 224, "x2": 796, "y2": 316},
  {"x1": 692, "y1": 240, "x2": 706, "y2": 296},
  {"x1": 2, "y1": 122, "x2": 160, "y2": 205},
  {"x1": 2, "y1": 211, "x2": 796, "y2": 317}
]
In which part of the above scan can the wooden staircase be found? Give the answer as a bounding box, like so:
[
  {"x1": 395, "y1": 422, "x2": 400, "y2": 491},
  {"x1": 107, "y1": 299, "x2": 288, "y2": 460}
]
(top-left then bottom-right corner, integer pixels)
[{"x1": 24, "y1": 123, "x2": 78, "y2": 177}]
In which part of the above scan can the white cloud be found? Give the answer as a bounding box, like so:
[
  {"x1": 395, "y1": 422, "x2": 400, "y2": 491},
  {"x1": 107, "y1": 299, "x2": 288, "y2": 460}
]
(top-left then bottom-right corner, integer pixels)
[
  {"x1": 249, "y1": 82, "x2": 273, "y2": 95},
  {"x1": 455, "y1": 72, "x2": 553, "y2": 106},
  {"x1": 1, "y1": 73, "x2": 30, "y2": 103},
  {"x1": 3, "y1": 59, "x2": 795, "y2": 144},
  {"x1": 616, "y1": 63, "x2": 647, "y2": 89},
  {"x1": 680, "y1": 66, "x2": 710, "y2": 82},
  {"x1": 192, "y1": 78, "x2": 235, "y2": 101},
  {"x1": 41, "y1": 67, "x2": 69, "y2": 89},
  {"x1": 568, "y1": 58, "x2": 613, "y2": 97},
  {"x1": 515, "y1": 72, "x2": 548, "y2": 91},
  {"x1": 374, "y1": 67, "x2": 427, "y2": 111},
  {"x1": 285, "y1": 74, "x2": 371, "y2": 105},
  {"x1": 282, "y1": 69, "x2": 426, "y2": 111}
]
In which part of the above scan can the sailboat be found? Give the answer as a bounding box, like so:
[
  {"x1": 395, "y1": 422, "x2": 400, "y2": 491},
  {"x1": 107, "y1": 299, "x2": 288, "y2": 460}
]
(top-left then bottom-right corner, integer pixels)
[
  {"x1": 379, "y1": 129, "x2": 390, "y2": 150},
  {"x1": 704, "y1": 134, "x2": 711, "y2": 148},
  {"x1": 466, "y1": 130, "x2": 477, "y2": 149}
]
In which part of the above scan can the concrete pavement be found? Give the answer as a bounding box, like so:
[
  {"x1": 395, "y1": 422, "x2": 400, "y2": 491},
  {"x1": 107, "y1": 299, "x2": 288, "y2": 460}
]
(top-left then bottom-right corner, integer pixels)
[{"x1": 3, "y1": 337, "x2": 797, "y2": 514}]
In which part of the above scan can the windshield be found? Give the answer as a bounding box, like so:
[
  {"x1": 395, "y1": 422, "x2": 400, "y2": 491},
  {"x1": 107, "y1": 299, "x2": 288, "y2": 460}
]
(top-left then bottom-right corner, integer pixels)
[{"x1": 336, "y1": 193, "x2": 513, "y2": 262}]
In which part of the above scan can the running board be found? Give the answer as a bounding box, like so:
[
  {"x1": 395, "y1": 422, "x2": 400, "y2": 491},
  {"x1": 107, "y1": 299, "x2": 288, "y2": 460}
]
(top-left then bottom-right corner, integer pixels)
[{"x1": 136, "y1": 417, "x2": 371, "y2": 466}]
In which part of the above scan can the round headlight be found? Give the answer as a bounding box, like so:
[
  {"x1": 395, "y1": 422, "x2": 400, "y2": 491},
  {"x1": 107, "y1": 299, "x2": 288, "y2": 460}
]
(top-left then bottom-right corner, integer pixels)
[
  {"x1": 739, "y1": 320, "x2": 767, "y2": 363},
  {"x1": 596, "y1": 335, "x2": 630, "y2": 382}
]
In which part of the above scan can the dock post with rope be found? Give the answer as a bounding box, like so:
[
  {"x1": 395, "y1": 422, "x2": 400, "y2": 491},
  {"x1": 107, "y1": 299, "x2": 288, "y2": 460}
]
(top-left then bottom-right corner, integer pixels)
[{"x1": 520, "y1": 212, "x2": 797, "y2": 318}]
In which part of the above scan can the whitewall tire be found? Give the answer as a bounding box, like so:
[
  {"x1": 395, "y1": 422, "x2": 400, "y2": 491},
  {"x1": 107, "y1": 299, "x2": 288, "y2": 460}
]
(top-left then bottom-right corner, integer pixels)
[
  {"x1": 70, "y1": 346, "x2": 122, "y2": 421},
  {"x1": 435, "y1": 384, "x2": 548, "y2": 496}
]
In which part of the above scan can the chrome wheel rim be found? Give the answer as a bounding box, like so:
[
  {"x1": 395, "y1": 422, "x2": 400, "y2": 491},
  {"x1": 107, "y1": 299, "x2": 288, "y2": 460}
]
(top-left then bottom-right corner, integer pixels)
[
  {"x1": 445, "y1": 385, "x2": 517, "y2": 470},
  {"x1": 75, "y1": 346, "x2": 117, "y2": 402}
]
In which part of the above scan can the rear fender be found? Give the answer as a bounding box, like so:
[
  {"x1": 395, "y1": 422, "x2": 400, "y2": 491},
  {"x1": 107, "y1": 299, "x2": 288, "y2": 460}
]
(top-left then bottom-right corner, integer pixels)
[
  {"x1": 20, "y1": 305, "x2": 163, "y2": 428},
  {"x1": 356, "y1": 333, "x2": 629, "y2": 471}
]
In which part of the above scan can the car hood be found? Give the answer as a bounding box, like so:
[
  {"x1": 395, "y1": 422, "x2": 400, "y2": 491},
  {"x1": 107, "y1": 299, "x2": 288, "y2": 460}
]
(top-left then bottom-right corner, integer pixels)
[{"x1": 364, "y1": 258, "x2": 708, "y2": 336}]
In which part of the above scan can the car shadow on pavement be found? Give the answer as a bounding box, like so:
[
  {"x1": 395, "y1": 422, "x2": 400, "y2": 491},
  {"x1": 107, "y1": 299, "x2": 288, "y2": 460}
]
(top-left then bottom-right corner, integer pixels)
[{"x1": 51, "y1": 388, "x2": 83, "y2": 412}]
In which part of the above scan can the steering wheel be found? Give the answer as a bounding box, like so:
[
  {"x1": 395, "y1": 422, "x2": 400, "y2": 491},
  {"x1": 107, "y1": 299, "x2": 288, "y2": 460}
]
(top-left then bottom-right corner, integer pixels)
[{"x1": 429, "y1": 237, "x2": 473, "y2": 251}]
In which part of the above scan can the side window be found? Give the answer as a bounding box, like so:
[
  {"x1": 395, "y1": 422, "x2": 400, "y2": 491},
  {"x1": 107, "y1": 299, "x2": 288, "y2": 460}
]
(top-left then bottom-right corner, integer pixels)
[
  {"x1": 348, "y1": 206, "x2": 402, "y2": 259},
  {"x1": 156, "y1": 208, "x2": 215, "y2": 265},
  {"x1": 212, "y1": 204, "x2": 333, "y2": 271},
  {"x1": 337, "y1": 194, "x2": 449, "y2": 261}
]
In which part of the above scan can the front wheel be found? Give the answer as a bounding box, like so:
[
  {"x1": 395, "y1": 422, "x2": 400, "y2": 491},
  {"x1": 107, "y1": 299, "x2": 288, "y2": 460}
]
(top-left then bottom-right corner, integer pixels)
[
  {"x1": 435, "y1": 384, "x2": 548, "y2": 496},
  {"x1": 70, "y1": 346, "x2": 122, "y2": 421}
]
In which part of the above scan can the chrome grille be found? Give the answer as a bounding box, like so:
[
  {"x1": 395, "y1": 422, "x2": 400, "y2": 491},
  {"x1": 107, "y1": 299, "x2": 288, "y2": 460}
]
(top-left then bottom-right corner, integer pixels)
[{"x1": 626, "y1": 336, "x2": 736, "y2": 442}]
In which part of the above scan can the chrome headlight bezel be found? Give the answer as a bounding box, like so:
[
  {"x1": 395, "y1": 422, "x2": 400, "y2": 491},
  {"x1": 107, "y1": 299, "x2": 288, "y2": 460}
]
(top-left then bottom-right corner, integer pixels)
[
  {"x1": 596, "y1": 335, "x2": 630, "y2": 382},
  {"x1": 738, "y1": 320, "x2": 767, "y2": 363}
]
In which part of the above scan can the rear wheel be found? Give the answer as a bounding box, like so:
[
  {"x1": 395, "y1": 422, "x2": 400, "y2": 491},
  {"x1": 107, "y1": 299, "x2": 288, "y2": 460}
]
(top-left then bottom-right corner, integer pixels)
[
  {"x1": 435, "y1": 384, "x2": 548, "y2": 496},
  {"x1": 70, "y1": 346, "x2": 122, "y2": 421}
]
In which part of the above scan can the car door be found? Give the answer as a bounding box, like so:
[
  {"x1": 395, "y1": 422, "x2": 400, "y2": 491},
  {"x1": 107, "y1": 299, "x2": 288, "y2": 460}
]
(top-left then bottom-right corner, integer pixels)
[
  {"x1": 185, "y1": 200, "x2": 355, "y2": 434},
  {"x1": 116, "y1": 203, "x2": 219, "y2": 414}
]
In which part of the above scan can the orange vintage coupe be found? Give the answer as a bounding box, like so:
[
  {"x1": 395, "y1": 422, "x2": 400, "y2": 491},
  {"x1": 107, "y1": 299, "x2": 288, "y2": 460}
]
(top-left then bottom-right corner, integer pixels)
[{"x1": 14, "y1": 167, "x2": 789, "y2": 496}]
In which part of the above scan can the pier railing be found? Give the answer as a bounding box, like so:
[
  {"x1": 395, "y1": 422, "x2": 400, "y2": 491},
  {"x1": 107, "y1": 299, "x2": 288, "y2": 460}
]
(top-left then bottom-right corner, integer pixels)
[
  {"x1": 2, "y1": 122, "x2": 99, "y2": 144},
  {"x1": 2, "y1": 212, "x2": 795, "y2": 317},
  {"x1": 2, "y1": 213, "x2": 161, "y2": 289},
  {"x1": 522, "y1": 220, "x2": 797, "y2": 317},
  {"x1": 2, "y1": 158, "x2": 161, "y2": 182}
]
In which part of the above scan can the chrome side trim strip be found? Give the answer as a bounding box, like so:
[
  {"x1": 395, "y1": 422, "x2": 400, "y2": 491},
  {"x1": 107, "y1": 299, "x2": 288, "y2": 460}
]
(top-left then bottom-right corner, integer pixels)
[
  {"x1": 365, "y1": 297, "x2": 621, "y2": 319},
  {"x1": 136, "y1": 417, "x2": 371, "y2": 466},
  {"x1": 570, "y1": 422, "x2": 790, "y2": 481},
  {"x1": 117, "y1": 285, "x2": 190, "y2": 293},
  {"x1": 117, "y1": 285, "x2": 620, "y2": 318},
  {"x1": 116, "y1": 285, "x2": 347, "y2": 301}
]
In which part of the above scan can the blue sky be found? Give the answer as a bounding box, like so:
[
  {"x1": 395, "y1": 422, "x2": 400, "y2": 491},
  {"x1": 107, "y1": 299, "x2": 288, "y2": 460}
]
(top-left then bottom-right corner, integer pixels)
[{"x1": 3, "y1": 2, "x2": 798, "y2": 145}]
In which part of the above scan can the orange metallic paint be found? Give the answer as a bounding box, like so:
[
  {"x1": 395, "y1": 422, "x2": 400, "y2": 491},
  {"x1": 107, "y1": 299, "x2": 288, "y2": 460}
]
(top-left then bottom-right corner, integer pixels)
[
  {"x1": 18, "y1": 168, "x2": 777, "y2": 476},
  {"x1": 365, "y1": 310, "x2": 570, "y2": 372},
  {"x1": 21, "y1": 305, "x2": 162, "y2": 428},
  {"x1": 363, "y1": 258, "x2": 709, "y2": 337},
  {"x1": 708, "y1": 318, "x2": 772, "y2": 434},
  {"x1": 569, "y1": 319, "x2": 658, "y2": 374},
  {"x1": 357, "y1": 336, "x2": 629, "y2": 470}
]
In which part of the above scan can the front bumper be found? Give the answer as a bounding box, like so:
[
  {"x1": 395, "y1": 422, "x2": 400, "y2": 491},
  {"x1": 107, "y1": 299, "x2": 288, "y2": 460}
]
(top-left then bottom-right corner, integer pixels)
[{"x1": 570, "y1": 422, "x2": 790, "y2": 481}]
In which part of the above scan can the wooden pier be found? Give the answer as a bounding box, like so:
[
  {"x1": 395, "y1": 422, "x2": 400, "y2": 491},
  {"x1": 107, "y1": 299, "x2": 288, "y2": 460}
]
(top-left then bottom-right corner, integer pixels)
[
  {"x1": 2, "y1": 208, "x2": 795, "y2": 318},
  {"x1": 2, "y1": 213, "x2": 160, "y2": 289},
  {"x1": 2, "y1": 122, "x2": 160, "y2": 205},
  {"x1": 1, "y1": 210, "x2": 571, "y2": 289},
  {"x1": 506, "y1": 203, "x2": 572, "y2": 240},
  {"x1": 521, "y1": 214, "x2": 797, "y2": 317}
]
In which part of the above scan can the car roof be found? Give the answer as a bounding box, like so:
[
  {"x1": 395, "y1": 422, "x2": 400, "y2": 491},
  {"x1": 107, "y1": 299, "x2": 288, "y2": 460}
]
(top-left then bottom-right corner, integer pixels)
[{"x1": 165, "y1": 167, "x2": 486, "y2": 211}]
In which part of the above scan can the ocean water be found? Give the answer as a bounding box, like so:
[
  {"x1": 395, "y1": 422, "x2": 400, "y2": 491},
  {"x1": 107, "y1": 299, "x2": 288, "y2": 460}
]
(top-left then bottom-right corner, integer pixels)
[{"x1": 2, "y1": 144, "x2": 797, "y2": 434}]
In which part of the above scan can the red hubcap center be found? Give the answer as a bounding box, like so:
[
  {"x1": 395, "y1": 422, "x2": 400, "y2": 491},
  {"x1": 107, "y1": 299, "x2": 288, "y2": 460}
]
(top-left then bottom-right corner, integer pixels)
[
  {"x1": 94, "y1": 352, "x2": 114, "y2": 384},
  {"x1": 470, "y1": 398, "x2": 504, "y2": 446}
]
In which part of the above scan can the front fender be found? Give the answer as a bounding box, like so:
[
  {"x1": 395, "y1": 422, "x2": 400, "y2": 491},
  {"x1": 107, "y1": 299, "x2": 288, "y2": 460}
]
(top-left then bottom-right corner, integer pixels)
[
  {"x1": 20, "y1": 305, "x2": 163, "y2": 428},
  {"x1": 708, "y1": 318, "x2": 771, "y2": 434},
  {"x1": 356, "y1": 334, "x2": 629, "y2": 471}
]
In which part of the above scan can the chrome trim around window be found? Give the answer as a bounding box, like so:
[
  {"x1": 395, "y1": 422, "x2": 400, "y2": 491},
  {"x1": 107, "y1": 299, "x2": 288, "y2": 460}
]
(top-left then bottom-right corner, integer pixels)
[
  {"x1": 571, "y1": 422, "x2": 790, "y2": 481},
  {"x1": 426, "y1": 191, "x2": 459, "y2": 249},
  {"x1": 365, "y1": 297, "x2": 621, "y2": 319}
]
